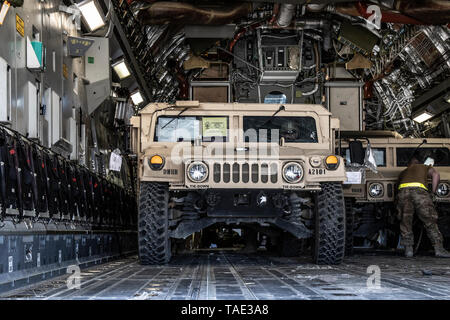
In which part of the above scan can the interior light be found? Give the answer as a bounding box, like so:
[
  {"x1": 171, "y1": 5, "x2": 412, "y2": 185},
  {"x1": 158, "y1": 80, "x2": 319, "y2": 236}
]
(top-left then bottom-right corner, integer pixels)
[
  {"x1": 0, "y1": 1, "x2": 11, "y2": 26},
  {"x1": 112, "y1": 59, "x2": 130, "y2": 80},
  {"x1": 413, "y1": 111, "x2": 434, "y2": 123},
  {"x1": 445, "y1": 93, "x2": 450, "y2": 104},
  {"x1": 130, "y1": 90, "x2": 144, "y2": 106},
  {"x1": 77, "y1": 0, "x2": 105, "y2": 32}
]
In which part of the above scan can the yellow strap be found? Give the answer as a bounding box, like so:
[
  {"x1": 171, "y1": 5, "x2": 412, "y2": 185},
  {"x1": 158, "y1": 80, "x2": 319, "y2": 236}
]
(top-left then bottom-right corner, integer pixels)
[{"x1": 398, "y1": 183, "x2": 428, "y2": 191}]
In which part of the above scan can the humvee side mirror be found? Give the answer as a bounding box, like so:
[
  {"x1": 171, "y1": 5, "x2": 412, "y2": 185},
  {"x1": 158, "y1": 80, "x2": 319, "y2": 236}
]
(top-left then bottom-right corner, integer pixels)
[
  {"x1": 349, "y1": 140, "x2": 365, "y2": 165},
  {"x1": 279, "y1": 137, "x2": 285, "y2": 147}
]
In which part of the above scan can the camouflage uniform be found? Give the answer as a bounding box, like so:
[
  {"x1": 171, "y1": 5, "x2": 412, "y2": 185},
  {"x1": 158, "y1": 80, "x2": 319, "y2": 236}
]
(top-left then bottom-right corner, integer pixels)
[{"x1": 396, "y1": 187, "x2": 443, "y2": 247}]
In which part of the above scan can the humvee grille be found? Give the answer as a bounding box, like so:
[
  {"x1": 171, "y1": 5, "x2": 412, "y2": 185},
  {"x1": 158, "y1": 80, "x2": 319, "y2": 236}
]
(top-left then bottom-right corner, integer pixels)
[
  {"x1": 212, "y1": 162, "x2": 278, "y2": 184},
  {"x1": 387, "y1": 183, "x2": 393, "y2": 198}
]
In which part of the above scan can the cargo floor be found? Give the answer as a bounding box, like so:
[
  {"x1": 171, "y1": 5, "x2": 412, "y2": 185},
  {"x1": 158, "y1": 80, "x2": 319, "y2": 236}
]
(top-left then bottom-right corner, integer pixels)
[{"x1": 2, "y1": 251, "x2": 450, "y2": 300}]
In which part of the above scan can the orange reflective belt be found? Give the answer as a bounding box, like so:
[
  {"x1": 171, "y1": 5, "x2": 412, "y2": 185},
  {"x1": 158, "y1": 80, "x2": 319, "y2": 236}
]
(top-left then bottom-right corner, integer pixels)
[{"x1": 398, "y1": 182, "x2": 428, "y2": 191}]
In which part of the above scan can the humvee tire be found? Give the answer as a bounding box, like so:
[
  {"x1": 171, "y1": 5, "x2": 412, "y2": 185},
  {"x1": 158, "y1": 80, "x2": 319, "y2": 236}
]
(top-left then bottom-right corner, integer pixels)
[
  {"x1": 138, "y1": 182, "x2": 171, "y2": 264},
  {"x1": 313, "y1": 183, "x2": 346, "y2": 265},
  {"x1": 344, "y1": 198, "x2": 354, "y2": 256}
]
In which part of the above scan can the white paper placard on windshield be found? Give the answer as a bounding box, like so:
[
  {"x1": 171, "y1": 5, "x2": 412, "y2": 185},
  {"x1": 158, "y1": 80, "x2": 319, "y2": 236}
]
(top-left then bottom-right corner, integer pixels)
[
  {"x1": 109, "y1": 150, "x2": 122, "y2": 172},
  {"x1": 344, "y1": 171, "x2": 362, "y2": 184}
]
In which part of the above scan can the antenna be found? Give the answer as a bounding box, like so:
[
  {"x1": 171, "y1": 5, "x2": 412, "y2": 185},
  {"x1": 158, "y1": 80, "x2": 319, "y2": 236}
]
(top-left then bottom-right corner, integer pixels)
[{"x1": 408, "y1": 139, "x2": 427, "y2": 164}]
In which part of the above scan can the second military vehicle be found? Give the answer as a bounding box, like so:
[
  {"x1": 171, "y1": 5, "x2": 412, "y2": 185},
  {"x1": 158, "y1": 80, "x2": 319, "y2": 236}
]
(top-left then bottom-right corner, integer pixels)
[{"x1": 340, "y1": 132, "x2": 450, "y2": 252}]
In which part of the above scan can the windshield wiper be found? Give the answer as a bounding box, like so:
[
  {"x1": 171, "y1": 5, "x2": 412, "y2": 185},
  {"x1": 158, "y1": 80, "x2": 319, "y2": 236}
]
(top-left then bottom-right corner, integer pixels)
[
  {"x1": 255, "y1": 105, "x2": 285, "y2": 130},
  {"x1": 161, "y1": 107, "x2": 190, "y2": 130}
]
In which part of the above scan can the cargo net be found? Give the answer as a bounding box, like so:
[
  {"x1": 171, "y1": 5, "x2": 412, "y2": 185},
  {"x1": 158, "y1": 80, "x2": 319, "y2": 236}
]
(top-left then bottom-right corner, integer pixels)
[{"x1": 0, "y1": 125, "x2": 137, "y2": 229}]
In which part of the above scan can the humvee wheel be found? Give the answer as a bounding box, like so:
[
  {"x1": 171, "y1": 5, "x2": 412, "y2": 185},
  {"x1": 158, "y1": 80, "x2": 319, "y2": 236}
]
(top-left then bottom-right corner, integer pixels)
[
  {"x1": 138, "y1": 182, "x2": 171, "y2": 264},
  {"x1": 344, "y1": 198, "x2": 354, "y2": 256},
  {"x1": 313, "y1": 183, "x2": 346, "y2": 265}
]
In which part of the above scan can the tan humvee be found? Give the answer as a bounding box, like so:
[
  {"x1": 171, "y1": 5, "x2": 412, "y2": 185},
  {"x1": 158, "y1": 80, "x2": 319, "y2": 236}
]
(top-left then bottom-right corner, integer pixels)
[
  {"x1": 340, "y1": 133, "x2": 450, "y2": 252},
  {"x1": 340, "y1": 134, "x2": 450, "y2": 203},
  {"x1": 131, "y1": 101, "x2": 348, "y2": 265}
]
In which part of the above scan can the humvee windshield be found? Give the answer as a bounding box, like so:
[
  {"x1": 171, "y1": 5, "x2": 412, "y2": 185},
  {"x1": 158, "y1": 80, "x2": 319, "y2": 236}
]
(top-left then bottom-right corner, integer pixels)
[
  {"x1": 243, "y1": 116, "x2": 318, "y2": 143},
  {"x1": 155, "y1": 116, "x2": 229, "y2": 142},
  {"x1": 396, "y1": 147, "x2": 450, "y2": 167},
  {"x1": 340, "y1": 147, "x2": 386, "y2": 167}
]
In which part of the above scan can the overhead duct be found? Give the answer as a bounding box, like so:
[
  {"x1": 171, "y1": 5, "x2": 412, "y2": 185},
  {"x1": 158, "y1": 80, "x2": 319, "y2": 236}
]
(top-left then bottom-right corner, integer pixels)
[
  {"x1": 393, "y1": 0, "x2": 450, "y2": 25},
  {"x1": 329, "y1": 2, "x2": 424, "y2": 25},
  {"x1": 305, "y1": 4, "x2": 328, "y2": 12},
  {"x1": 306, "y1": 1, "x2": 450, "y2": 25},
  {"x1": 276, "y1": 3, "x2": 296, "y2": 28},
  {"x1": 136, "y1": 1, "x2": 254, "y2": 25}
]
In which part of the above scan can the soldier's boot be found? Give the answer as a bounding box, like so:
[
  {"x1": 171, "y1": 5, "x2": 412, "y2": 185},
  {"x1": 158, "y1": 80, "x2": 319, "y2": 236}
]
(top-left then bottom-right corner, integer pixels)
[
  {"x1": 434, "y1": 245, "x2": 450, "y2": 258},
  {"x1": 405, "y1": 246, "x2": 414, "y2": 258},
  {"x1": 427, "y1": 228, "x2": 450, "y2": 258}
]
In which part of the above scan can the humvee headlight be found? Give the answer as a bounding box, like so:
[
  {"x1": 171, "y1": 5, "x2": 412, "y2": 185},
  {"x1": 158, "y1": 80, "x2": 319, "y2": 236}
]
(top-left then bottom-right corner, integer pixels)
[
  {"x1": 187, "y1": 162, "x2": 208, "y2": 183},
  {"x1": 282, "y1": 162, "x2": 303, "y2": 184},
  {"x1": 436, "y1": 183, "x2": 449, "y2": 197},
  {"x1": 149, "y1": 155, "x2": 164, "y2": 170},
  {"x1": 368, "y1": 183, "x2": 384, "y2": 198},
  {"x1": 325, "y1": 155, "x2": 339, "y2": 170}
]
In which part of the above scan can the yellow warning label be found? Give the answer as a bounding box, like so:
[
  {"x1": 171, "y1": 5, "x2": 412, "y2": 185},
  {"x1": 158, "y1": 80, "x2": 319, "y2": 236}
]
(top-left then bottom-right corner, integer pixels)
[
  {"x1": 15, "y1": 14, "x2": 24, "y2": 37},
  {"x1": 202, "y1": 117, "x2": 228, "y2": 137},
  {"x1": 63, "y1": 63, "x2": 68, "y2": 79}
]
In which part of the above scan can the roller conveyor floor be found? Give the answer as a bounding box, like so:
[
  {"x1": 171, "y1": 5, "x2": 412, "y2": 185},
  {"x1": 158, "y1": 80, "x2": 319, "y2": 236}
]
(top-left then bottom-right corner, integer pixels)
[{"x1": 1, "y1": 252, "x2": 450, "y2": 300}]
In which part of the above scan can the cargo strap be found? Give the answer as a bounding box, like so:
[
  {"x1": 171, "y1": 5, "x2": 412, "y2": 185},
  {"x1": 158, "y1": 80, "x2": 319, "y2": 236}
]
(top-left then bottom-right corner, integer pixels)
[{"x1": 398, "y1": 182, "x2": 428, "y2": 191}]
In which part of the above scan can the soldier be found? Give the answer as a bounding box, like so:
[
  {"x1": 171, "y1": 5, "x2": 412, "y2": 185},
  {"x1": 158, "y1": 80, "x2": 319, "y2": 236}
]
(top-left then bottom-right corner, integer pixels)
[{"x1": 396, "y1": 154, "x2": 450, "y2": 258}]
